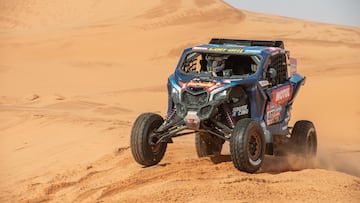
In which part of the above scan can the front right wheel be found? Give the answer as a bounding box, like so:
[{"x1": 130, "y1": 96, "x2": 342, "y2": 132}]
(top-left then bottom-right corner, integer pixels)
[
  {"x1": 130, "y1": 113, "x2": 167, "y2": 167},
  {"x1": 230, "y1": 119, "x2": 265, "y2": 173}
]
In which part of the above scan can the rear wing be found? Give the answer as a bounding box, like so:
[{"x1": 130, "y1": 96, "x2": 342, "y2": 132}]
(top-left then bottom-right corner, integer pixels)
[{"x1": 209, "y1": 38, "x2": 284, "y2": 49}]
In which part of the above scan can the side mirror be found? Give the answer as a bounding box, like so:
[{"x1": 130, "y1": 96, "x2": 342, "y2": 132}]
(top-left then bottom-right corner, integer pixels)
[
  {"x1": 289, "y1": 57, "x2": 297, "y2": 76},
  {"x1": 267, "y1": 67, "x2": 277, "y2": 79}
]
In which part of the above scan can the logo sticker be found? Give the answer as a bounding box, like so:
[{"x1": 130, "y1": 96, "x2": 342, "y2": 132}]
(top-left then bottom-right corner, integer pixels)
[
  {"x1": 181, "y1": 80, "x2": 223, "y2": 92},
  {"x1": 208, "y1": 47, "x2": 244, "y2": 53},
  {"x1": 266, "y1": 103, "x2": 282, "y2": 125},
  {"x1": 232, "y1": 105, "x2": 248, "y2": 117},
  {"x1": 192, "y1": 47, "x2": 208, "y2": 51},
  {"x1": 272, "y1": 85, "x2": 292, "y2": 104},
  {"x1": 259, "y1": 80, "x2": 270, "y2": 87}
]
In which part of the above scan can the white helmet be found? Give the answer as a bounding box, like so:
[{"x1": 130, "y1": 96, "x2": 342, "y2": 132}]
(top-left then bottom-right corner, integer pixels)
[{"x1": 206, "y1": 55, "x2": 227, "y2": 73}]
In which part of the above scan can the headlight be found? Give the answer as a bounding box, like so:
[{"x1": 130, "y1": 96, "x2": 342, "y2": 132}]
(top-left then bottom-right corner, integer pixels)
[
  {"x1": 171, "y1": 87, "x2": 180, "y2": 100},
  {"x1": 213, "y1": 89, "x2": 229, "y2": 101}
]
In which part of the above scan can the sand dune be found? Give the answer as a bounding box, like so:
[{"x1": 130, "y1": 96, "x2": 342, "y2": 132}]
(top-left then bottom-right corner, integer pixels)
[{"x1": 0, "y1": 0, "x2": 359, "y2": 202}]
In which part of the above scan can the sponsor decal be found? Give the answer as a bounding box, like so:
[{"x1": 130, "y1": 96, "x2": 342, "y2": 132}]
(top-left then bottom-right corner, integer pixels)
[
  {"x1": 208, "y1": 47, "x2": 244, "y2": 53},
  {"x1": 259, "y1": 80, "x2": 270, "y2": 87},
  {"x1": 207, "y1": 83, "x2": 223, "y2": 91},
  {"x1": 244, "y1": 50, "x2": 262, "y2": 54},
  {"x1": 272, "y1": 85, "x2": 292, "y2": 104},
  {"x1": 266, "y1": 103, "x2": 282, "y2": 125},
  {"x1": 181, "y1": 80, "x2": 223, "y2": 92},
  {"x1": 192, "y1": 46, "x2": 208, "y2": 51},
  {"x1": 232, "y1": 105, "x2": 248, "y2": 117}
]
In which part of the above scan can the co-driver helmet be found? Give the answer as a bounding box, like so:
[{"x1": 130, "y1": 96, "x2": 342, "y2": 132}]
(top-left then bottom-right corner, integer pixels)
[{"x1": 206, "y1": 55, "x2": 227, "y2": 73}]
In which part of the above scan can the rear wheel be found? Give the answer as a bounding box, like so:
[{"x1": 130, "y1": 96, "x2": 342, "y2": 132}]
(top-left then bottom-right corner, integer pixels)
[
  {"x1": 195, "y1": 132, "x2": 224, "y2": 157},
  {"x1": 230, "y1": 119, "x2": 265, "y2": 173},
  {"x1": 131, "y1": 113, "x2": 167, "y2": 167},
  {"x1": 291, "y1": 120, "x2": 317, "y2": 158}
]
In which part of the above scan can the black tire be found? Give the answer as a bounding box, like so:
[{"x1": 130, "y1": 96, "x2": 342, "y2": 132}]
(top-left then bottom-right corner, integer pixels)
[
  {"x1": 195, "y1": 132, "x2": 224, "y2": 157},
  {"x1": 131, "y1": 113, "x2": 167, "y2": 167},
  {"x1": 230, "y1": 119, "x2": 266, "y2": 173},
  {"x1": 291, "y1": 120, "x2": 317, "y2": 158}
]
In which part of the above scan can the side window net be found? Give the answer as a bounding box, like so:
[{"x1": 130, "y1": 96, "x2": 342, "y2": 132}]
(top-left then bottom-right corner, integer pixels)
[
  {"x1": 270, "y1": 54, "x2": 288, "y2": 84},
  {"x1": 182, "y1": 53, "x2": 201, "y2": 73}
]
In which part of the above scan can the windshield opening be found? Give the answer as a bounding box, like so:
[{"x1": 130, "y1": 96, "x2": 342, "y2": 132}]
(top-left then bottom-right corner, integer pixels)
[{"x1": 180, "y1": 52, "x2": 261, "y2": 78}]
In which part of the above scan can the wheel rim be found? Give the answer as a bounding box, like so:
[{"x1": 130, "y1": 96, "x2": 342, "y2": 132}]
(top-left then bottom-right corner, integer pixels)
[
  {"x1": 248, "y1": 132, "x2": 261, "y2": 161},
  {"x1": 148, "y1": 126, "x2": 163, "y2": 154}
]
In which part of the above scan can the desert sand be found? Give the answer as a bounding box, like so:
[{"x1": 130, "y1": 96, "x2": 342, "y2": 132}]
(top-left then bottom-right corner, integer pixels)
[{"x1": 0, "y1": 0, "x2": 359, "y2": 202}]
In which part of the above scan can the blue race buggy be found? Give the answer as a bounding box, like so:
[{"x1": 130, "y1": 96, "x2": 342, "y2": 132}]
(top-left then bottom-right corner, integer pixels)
[{"x1": 131, "y1": 39, "x2": 317, "y2": 173}]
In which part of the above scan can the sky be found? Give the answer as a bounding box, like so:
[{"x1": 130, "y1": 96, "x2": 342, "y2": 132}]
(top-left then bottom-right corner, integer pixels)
[{"x1": 224, "y1": 0, "x2": 360, "y2": 27}]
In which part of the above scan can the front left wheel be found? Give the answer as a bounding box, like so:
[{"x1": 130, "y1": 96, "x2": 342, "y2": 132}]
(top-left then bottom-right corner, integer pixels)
[
  {"x1": 230, "y1": 119, "x2": 266, "y2": 173},
  {"x1": 131, "y1": 113, "x2": 167, "y2": 167}
]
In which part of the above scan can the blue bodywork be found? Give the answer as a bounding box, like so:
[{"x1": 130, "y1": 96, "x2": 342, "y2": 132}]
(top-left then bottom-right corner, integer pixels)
[{"x1": 166, "y1": 43, "x2": 305, "y2": 144}]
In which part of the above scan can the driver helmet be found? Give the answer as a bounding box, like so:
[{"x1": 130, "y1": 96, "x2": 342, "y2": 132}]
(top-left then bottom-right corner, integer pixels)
[{"x1": 206, "y1": 55, "x2": 227, "y2": 73}]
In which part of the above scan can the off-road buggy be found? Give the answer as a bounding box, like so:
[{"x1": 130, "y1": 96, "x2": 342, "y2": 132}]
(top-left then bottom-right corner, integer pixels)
[{"x1": 131, "y1": 39, "x2": 317, "y2": 173}]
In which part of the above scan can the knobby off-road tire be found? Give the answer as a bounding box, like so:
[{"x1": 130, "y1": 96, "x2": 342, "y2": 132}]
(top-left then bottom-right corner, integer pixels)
[
  {"x1": 291, "y1": 120, "x2": 317, "y2": 158},
  {"x1": 195, "y1": 132, "x2": 224, "y2": 157},
  {"x1": 230, "y1": 119, "x2": 266, "y2": 173},
  {"x1": 131, "y1": 113, "x2": 167, "y2": 167}
]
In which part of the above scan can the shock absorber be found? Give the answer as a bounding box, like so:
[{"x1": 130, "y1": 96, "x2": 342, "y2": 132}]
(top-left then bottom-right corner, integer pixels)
[
  {"x1": 222, "y1": 104, "x2": 235, "y2": 128},
  {"x1": 157, "y1": 107, "x2": 177, "y2": 132},
  {"x1": 166, "y1": 107, "x2": 176, "y2": 122}
]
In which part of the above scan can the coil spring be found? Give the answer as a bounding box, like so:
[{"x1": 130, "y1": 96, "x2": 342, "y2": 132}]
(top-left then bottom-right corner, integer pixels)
[
  {"x1": 222, "y1": 104, "x2": 235, "y2": 128},
  {"x1": 166, "y1": 108, "x2": 176, "y2": 122}
]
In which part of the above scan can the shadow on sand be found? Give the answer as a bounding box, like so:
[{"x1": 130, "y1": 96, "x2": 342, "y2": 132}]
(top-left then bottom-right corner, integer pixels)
[{"x1": 210, "y1": 154, "x2": 315, "y2": 174}]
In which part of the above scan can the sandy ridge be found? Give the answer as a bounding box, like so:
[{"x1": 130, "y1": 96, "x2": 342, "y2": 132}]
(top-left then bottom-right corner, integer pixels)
[{"x1": 1, "y1": 0, "x2": 360, "y2": 202}]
